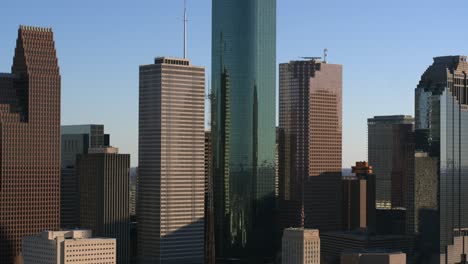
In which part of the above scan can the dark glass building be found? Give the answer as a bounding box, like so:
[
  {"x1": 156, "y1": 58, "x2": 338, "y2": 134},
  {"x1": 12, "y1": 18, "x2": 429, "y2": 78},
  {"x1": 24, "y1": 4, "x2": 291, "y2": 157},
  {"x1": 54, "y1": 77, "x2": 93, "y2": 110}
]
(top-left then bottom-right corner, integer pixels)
[
  {"x1": 0, "y1": 26, "x2": 61, "y2": 263},
  {"x1": 211, "y1": 0, "x2": 276, "y2": 262},
  {"x1": 414, "y1": 55, "x2": 468, "y2": 262},
  {"x1": 367, "y1": 116, "x2": 414, "y2": 209}
]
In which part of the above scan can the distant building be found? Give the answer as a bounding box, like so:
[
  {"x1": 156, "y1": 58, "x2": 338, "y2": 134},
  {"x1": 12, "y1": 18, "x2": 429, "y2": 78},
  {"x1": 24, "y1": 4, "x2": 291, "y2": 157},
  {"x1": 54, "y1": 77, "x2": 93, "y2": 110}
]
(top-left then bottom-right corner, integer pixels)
[
  {"x1": 278, "y1": 58, "x2": 343, "y2": 233},
  {"x1": 341, "y1": 251, "x2": 406, "y2": 264},
  {"x1": 78, "y1": 147, "x2": 130, "y2": 264},
  {"x1": 282, "y1": 228, "x2": 320, "y2": 264},
  {"x1": 22, "y1": 230, "x2": 116, "y2": 264},
  {"x1": 0, "y1": 25, "x2": 61, "y2": 263},
  {"x1": 367, "y1": 115, "x2": 414, "y2": 209},
  {"x1": 60, "y1": 124, "x2": 110, "y2": 229},
  {"x1": 138, "y1": 57, "x2": 205, "y2": 263},
  {"x1": 342, "y1": 162, "x2": 376, "y2": 232}
]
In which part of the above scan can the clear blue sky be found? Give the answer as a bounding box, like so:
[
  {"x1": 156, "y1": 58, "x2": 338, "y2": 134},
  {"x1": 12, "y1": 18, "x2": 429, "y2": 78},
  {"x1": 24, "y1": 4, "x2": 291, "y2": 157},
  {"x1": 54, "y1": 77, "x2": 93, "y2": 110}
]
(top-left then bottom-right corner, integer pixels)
[{"x1": 1, "y1": 0, "x2": 467, "y2": 167}]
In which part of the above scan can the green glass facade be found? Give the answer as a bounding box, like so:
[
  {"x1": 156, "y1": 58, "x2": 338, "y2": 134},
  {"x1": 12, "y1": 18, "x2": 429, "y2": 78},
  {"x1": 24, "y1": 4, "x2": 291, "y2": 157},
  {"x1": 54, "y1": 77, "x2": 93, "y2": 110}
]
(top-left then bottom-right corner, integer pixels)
[{"x1": 211, "y1": 0, "x2": 276, "y2": 261}]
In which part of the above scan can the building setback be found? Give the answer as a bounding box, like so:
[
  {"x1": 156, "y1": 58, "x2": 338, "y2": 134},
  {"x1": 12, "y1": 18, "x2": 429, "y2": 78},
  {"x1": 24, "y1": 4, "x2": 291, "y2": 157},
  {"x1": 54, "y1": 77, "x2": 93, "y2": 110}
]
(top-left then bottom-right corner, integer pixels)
[
  {"x1": 22, "y1": 230, "x2": 116, "y2": 264},
  {"x1": 78, "y1": 147, "x2": 130, "y2": 264},
  {"x1": 0, "y1": 25, "x2": 61, "y2": 263},
  {"x1": 278, "y1": 59, "x2": 343, "y2": 232},
  {"x1": 211, "y1": 0, "x2": 277, "y2": 261},
  {"x1": 367, "y1": 115, "x2": 414, "y2": 209},
  {"x1": 138, "y1": 57, "x2": 205, "y2": 263}
]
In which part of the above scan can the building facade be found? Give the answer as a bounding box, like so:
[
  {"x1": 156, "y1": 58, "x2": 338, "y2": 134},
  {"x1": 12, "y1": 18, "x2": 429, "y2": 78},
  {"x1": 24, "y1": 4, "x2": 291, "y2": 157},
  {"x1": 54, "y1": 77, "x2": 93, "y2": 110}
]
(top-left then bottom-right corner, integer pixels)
[
  {"x1": 211, "y1": 0, "x2": 277, "y2": 261},
  {"x1": 413, "y1": 55, "x2": 468, "y2": 263},
  {"x1": 22, "y1": 230, "x2": 116, "y2": 264},
  {"x1": 278, "y1": 59, "x2": 343, "y2": 232},
  {"x1": 282, "y1": 228, "x2": 320, "y2": 264},
  {"x1": 138, "y1": 57, "x2": 205, "y2": 263},
  {"x1": 0, "y1": 26, "x2": 61, "y2": 263},
  {"x1": 78, "y1": 147, "x2": 130, "y2": 264},
  {"x1": 367, "y1": 116, "x2": 414, "y2": 209},
  {"x1": 60, "y1": 124, "x2": 110, "y2": 229}
]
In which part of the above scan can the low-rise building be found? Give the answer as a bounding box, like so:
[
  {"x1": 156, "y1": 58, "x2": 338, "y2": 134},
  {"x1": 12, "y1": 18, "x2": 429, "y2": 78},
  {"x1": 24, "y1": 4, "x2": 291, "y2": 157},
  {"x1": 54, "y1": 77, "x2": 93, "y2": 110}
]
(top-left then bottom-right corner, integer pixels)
[{"x1": 22, "y1": 230, "x2": 116, "y2": 264}]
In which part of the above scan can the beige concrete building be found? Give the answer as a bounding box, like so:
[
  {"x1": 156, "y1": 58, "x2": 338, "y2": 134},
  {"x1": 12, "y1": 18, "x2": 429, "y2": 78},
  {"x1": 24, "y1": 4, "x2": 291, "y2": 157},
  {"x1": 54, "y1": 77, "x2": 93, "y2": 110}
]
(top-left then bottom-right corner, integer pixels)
[
  {"x1": 138, "y1": 57, "x2": 205, "y2": 263},
  {"x1": 22, "y1": 230, "x2": 116, "y2": 264},
  {"x1": 282, "y1": 228, "x2": 320, "y2": 264},
  {"x1": 341, "y1": 252, "x2": 406, "y2": 264}
]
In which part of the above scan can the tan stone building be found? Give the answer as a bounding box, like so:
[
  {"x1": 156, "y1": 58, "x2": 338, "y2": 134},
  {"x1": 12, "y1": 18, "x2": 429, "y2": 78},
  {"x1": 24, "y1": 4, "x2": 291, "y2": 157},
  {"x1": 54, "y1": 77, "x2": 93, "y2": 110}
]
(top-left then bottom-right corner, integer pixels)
[
  {"x1": 22, "y1": 230, "x2": 116, "y2": 264},
  {"x1": 282, "y1": 228, "x2": 320, "y2": 264}
]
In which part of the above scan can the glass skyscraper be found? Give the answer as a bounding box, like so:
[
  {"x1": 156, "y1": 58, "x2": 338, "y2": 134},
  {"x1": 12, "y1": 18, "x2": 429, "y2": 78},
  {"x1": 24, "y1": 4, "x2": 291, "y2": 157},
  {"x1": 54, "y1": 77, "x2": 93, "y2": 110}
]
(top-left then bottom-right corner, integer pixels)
[
  {"x1": 414, "y1": 56, "x2": 468, "y2": 263},
  {"x1": 211, "y1": 0, "x2": 276, "y2": 261}
]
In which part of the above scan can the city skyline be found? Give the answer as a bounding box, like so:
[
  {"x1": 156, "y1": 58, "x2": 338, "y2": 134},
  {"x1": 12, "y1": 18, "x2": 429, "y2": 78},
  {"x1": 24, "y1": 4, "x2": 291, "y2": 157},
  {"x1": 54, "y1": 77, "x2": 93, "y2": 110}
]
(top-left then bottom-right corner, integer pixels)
[{"x1": 2, "y1": 0, "x2": 467, "y2": 167}]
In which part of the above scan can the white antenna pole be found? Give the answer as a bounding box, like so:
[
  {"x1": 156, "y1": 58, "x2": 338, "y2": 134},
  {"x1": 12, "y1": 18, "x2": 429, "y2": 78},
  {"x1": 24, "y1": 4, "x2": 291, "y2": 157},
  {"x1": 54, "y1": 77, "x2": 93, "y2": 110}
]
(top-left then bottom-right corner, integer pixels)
[{"x1": 184, "y1": 0, "x2": 187, "y2": 59}]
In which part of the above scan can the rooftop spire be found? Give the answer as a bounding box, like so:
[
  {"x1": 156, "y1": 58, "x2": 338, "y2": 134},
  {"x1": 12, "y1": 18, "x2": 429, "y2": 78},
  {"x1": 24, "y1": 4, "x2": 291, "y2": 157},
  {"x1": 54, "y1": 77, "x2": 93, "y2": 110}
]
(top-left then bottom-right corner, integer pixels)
[{"x1": 183, "y1": 0, "x2": 187, "y2": 59}]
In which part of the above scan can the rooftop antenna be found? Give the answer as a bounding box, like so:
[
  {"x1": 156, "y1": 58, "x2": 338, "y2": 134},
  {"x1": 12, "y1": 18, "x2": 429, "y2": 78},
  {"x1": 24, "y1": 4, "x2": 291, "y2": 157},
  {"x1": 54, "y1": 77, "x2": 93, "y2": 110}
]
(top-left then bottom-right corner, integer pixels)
[
  {"x1": 324, "y1": 48, "x2": 328, "y2": 63},
  {"x1": 183, "y1": 0, "x2": 187, "y2": 59}
]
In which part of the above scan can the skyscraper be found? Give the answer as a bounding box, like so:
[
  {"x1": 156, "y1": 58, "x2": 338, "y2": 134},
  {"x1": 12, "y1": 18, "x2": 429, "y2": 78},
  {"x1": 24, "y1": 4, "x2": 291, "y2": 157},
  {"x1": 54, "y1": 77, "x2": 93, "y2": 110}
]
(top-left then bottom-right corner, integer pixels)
[
  {"x1": 78, "y1": 147, "x2": 130, "y2": 264},
  {"x1": 278, "y1": 59, "x2": 342, "y2": 232},
  {"x1": 0, "y1": 25, "x2": 61, "y2": 263},
  {"x1": 138, "y1": 57, "x2": 205, "y2": 263},
  {"x1": 204, "y1": 131, "x2": 215, "y2": 264},
  {"x1": 413, "y1": 55, "x2": 468, "y2": 262},
  {"x1": 367, "y1": 116, "x2": 414, "y2": 209},
  {"x1": 211, "y1": 0, "x2": 276, "y2": 261}
]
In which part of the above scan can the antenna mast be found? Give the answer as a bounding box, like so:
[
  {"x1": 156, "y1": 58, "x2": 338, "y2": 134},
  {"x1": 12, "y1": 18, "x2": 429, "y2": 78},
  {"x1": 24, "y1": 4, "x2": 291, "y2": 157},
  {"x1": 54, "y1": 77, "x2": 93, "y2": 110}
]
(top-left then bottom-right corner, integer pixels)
[
  {"x1": 324, "y1": 48, "x2": 328, "y2": 63},
  {"x1": 183, "y1": 0, "x2": 187, "y2": 59}
]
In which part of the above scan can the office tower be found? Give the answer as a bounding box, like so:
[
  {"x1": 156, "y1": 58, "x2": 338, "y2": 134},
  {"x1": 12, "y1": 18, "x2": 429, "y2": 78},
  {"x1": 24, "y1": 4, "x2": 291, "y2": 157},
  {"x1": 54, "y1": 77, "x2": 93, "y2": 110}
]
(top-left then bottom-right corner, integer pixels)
[
  {"x1": 282, "y1": 228, "x2": 320, "y2": 264},
  {"x1": 211, "y1": 0, "x2": 276, "y2": 261},
  {"x1": 413, "y1": 55, "x2": 468, "y2": 262},
  {"x1": 278, "y1": 58, "x2": 343, "y2": 232},
  {"x1": 78, "y1": 147, "x2": 130, "y2": 264},
  {"x1": 341, "y1": 252, "x2": 406, "y2": 264},
  {"x1": 342, "y1": 162, "x2": 376, "y2": 232},
  {"x1": 367, "y1": 115, "x2": 414, "y2": 208},
  {"x1": 204, "y1": 131, "x2": 215, "y2": 264},
  {"x1": 22, "y1": 230, "x2": 116, "y2": 264},
  {"x1": 138, "y1": 57, "x2": 205, "y2": 263},
  {"x1": 60, "y1": 124, "x2": 110, "y2": 229},
  {"x1": 0, "y1": 25, "x2": 61, "y2": 263},
  {"x1": 130, "y1": 168, "x2": 138, "y2": 217}
]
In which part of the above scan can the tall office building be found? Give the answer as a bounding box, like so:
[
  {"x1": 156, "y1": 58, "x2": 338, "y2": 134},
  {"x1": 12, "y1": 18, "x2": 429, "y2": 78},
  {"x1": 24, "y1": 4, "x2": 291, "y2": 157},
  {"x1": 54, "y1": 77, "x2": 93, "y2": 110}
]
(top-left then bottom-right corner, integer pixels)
[
  {"x1": 211, "y1": 0, "x2": 276, "y2": 261},
  {"x1": 413, "y1": 56, "x2": 468, "y2": 263},
  {"x1": 0, "y1": 25, "x2": 61, "y2": 263},
  {"x1": 22, "y1": 230, "x2": 116, "y2": 264},
  {"x1": 138, "y1": 57, "x2": 205, "y2": 263},
  {"x1": 78, "y1": 147, "x2": 130, "y2": 264},
  {"x1": 278, "y1": 59, "x2": 343, "y2": 232},
  {"x1": 282, "y1": 228, "x2": 320, "y2": 264},
  {"x1": 367, "y1": 116, "x2": 414, "y2": 208},
  {"x1": 60, "y1": 124, "x2": 110, "y2": 228}
]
